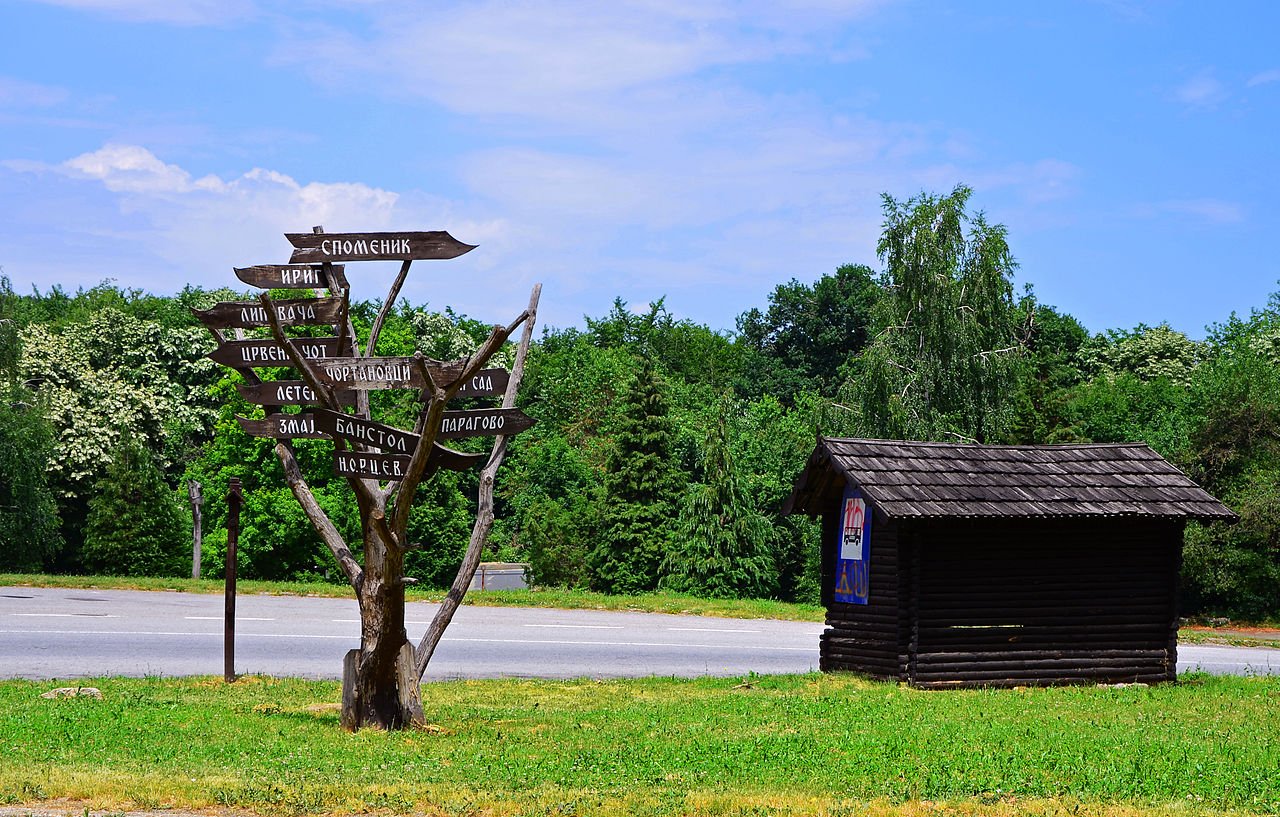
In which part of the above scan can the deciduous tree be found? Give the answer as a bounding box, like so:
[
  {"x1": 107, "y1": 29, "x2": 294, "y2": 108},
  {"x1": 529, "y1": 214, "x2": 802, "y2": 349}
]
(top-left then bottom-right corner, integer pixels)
[{"x1": 841, "y1": 186, "x2": 1032, "y2": 443}]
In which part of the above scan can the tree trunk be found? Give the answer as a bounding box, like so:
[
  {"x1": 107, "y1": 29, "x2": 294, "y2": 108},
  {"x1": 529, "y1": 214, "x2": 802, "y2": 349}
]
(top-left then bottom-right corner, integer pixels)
[{"x1": 342, "y1": 512, "x2": 424, "y2": 730}]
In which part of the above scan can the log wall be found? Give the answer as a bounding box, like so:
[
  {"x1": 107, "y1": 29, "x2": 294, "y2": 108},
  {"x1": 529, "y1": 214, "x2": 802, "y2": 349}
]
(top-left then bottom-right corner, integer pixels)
[
  {"x1": 818, "y1": 513, "x2": 1185, "y2": 687},
  {"x1": 907, "y1": 517, "x2": 1183, "y2": 688}
]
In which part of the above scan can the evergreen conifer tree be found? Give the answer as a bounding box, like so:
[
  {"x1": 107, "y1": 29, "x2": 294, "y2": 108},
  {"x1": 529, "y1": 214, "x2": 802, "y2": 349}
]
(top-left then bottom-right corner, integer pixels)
[
  {"x1": 662, "y1": 395, "x2": 776, "y2": 599},
  {"x1": 589, "y1": 356, "x2": 683, "y2": 593},
  {"x1": 81, "y1": 438, "x2": 186, "y2": 576},
  {"x1": 0, "y1": 385, "x2": 63, "y2": 571}
]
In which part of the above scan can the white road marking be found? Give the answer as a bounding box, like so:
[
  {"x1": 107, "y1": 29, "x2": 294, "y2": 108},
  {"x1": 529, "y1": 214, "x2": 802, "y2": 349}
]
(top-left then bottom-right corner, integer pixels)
[
  {"x1": 185, "y1": 616, "x2": 275, "y2": 621},
  {"x1": 667, "y1": 627, "x2": 762, "y2": 633},
  {"x1": 12, "y1": 613, "x2": 116, "y2": 618},
  {"x1": 524, "y1": 624, "x2": 624, "y2": 630},
  {"x1": 442, "y1": 637, "x2": 814, "y2": 652},
  {"x1": 332, "y1": 619, "x2": 432, "y2": 625}
]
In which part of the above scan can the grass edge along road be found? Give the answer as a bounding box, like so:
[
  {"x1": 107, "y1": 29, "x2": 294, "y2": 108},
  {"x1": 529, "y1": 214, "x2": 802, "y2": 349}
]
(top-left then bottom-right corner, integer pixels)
[{"x1": 1, "y1": 673, "x2": 1278, "y2": 817}]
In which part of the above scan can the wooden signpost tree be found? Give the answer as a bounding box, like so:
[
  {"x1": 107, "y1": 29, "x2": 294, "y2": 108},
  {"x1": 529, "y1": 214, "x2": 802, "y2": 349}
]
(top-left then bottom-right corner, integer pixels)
[{"x1": 202, "y1": 227, "x2": 540, "y2": 730}]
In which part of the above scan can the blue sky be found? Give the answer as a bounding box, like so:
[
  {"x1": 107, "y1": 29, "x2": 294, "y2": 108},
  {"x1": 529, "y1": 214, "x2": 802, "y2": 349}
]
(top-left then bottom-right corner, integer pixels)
[{"x1": 1, "y1": 1, "x2": 1277, "y2": 337}]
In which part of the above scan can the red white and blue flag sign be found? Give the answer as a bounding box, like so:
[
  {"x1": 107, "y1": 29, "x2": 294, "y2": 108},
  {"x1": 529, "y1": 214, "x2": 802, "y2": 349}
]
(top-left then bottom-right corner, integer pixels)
[{"x1": 834, "y1": 486, "x2": 871, "y2": 604}]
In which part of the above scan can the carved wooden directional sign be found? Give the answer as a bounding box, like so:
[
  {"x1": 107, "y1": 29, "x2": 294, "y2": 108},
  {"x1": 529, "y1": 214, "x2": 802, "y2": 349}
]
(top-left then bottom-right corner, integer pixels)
[
  {"x1": 236, "y1": 413, "x2": 328, "y2": 439},
  {"x1": 209, "y1": 336, "x2": 353, "y2": 368},
  {"x1": 194, "y1": 297, "x2": 344, "y2": 330},
  {"x1": 313, "y1": 408, "x2": 418, "y2": 455},
  {"x1": 234, "y1": 264, "x2": 343, "y2": 290},
  {"x1": 438, "y1": 408, "x2": 535, "y2": 439},
  {"x1": 236, "y1": 381, "x2": 356, "y2": 407},
  {"x1": 286, "y1": 231, "x2": 476, "y2": 264},
  {"x1": 427, "y1": 443, "x2": 487, "y2": 472},
  {"x1": 335, "y1": 451, "x2": 411, "y2": 481},
  {"x1": 314, "y1": 356, "x2": 465, "y2": 390},
  {"x1": 455, "y1": 368, "x2": 510, "y2": 399}
]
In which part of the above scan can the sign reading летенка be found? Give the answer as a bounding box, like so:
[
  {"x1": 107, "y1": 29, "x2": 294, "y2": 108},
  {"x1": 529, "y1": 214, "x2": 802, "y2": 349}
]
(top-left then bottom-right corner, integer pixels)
[
  {"x1": 286, "y1": 231, "x2": 476, "y2": 264},
  {"x1": 236, "y1": 381, "x2": 357, "y2": 408}
]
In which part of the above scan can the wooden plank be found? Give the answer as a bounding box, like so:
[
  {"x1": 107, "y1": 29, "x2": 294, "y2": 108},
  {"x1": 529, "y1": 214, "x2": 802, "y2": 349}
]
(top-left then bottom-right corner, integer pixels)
[
  {"x1": 193, "y1": 297, "x2": 343, "y2": 330},
  {"x1": 313, "y1": 408, "x2": 418, "y2": 455},
  {"x1": 209, "y1": 336, "x2": 352, "y2": 368},
  {"x1": 454, "y1": 368, "x2": 510, "y2": 399},
  {"x1": 911, "y1": 672, "x2": 1172, "y2": 689},
  {"x1": 427, "y1": 442, "x2": 487, "y2": 472},
  {"x1": 914, "y1": 649, "x2": 1169, "y2": 664},
  {"x1": 234, "y1": 264, "x2": 341, "y2": 290},
  {"x1": 438, "y1": 407, "x2": 536, "y2": 439},
  {"x1": 286, "y1": 231, "x2": 476, "y2": 263},
  {"x1": 334, "y1": 451, "x2": 411, "y2": 481},
  {"x1": 236, "y1": 380, "x2": 356, "y2": 407},
  {"x1": 236, "y1": 413, "x2": 328, "y2": 439},
  {"x1": 314, "y1": 356, "x2": 466, "y2": 390},
  {"x1": 341, "y1": 649, "x2": 360, "y2": 732},
  {"x1": 395, "y1": 641, "x2": 425, "y2": 728}
]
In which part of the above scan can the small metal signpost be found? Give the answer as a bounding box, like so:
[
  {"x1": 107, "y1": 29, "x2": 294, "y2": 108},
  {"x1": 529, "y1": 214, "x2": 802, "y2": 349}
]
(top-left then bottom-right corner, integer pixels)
[
  {"x1": 188, "y1": 480, "x2": 202, "y2": 580},
  {"x1": 224, "y1": 477, "x2": 241, "y2": 683}
]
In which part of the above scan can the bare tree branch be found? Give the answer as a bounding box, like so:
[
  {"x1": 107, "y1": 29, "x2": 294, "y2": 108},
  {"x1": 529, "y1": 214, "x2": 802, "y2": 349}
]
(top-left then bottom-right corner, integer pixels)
[
  {"x1": 370, "y1": 506, "x2": 398, "y2": 551},
  {"x1": 416, "y1": 283, "x2": 541, "y2": 677},
  {"x1": 367, "y1": 259, "x2": 412, "y2": 357},
  {"x1": 379, "y1": 354, "x2": 448, "y2": 503},
  {"x1": 276, "y1": 439, "x2": 363, "y2": 589},
  {"x1": 388, "y1": 309, "x2": 531, "y2": 534}
]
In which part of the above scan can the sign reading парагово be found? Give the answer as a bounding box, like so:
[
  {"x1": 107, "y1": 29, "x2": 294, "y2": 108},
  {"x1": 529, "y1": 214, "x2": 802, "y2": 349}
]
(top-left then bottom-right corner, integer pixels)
[{"x1": 834, "y1": 486, "x2": 870, "y2": 604}]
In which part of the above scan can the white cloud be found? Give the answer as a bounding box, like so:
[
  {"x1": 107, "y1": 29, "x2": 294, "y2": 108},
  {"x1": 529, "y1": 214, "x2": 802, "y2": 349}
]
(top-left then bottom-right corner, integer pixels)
[
  {"x1": 5, "y1": 144, "x2": 502, "y2": 300},
  {"x1": 1247, "y1": 68, "x2": 1280, "y2": 87},
  {"x1": 1174, "y1": 71, "x2": 1226, "y2": 107},
  {"x1": 63, "y1": 143, "x2": 215, "y2": 193},
  {"x1": 1157, "y1": 198, "x2": 1245, "y2": 224},
  {"x1": 274, "y1": 0, "x2": 881, "y2": 129},
  {"x1": 25, "y1": 0, "x2": 256, "y2": 25},
  {"x1": 0, "y1": 76, "x2": 69, "y2": 108}
]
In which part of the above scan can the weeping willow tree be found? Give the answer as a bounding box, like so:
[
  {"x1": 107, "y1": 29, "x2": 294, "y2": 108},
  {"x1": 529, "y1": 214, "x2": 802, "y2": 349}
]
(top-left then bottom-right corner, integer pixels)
[{"x1": 841, "y1": 185, "x2": 1033, "y2": 443}]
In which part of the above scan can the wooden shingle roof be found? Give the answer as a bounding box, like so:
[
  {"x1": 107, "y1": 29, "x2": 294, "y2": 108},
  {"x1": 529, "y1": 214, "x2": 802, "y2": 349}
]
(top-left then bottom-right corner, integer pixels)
[{"x1": 785, "y1": 437, "x2": 1236, "y2": 520}]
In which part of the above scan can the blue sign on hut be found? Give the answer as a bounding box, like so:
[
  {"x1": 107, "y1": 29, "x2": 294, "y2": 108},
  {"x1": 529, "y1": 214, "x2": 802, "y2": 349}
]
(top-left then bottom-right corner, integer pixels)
[{"x1": 783, "y1": 438, "x2": 1236, "y2": 687}]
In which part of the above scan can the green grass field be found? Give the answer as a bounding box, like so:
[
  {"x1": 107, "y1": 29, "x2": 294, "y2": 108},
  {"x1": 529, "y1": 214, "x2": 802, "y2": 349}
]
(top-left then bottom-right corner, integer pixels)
[{"x1": 1, "y1": 673, "x2": 1277, "y2": 816}]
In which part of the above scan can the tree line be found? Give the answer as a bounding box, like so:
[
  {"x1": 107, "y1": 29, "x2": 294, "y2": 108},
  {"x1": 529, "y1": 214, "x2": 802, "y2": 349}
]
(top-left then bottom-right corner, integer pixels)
[{"x1": 1, "y1": 186, "x2": 1276, "y2": 618}]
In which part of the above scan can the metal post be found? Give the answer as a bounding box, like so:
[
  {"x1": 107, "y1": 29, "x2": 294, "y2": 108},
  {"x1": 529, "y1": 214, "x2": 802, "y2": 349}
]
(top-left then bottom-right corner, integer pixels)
[
  {"x1": 224, "y1": 477, "x2": 241, "y2": 683},
  {"x1": 189, "y1": 480, "x2": 203, "y2": 580}
]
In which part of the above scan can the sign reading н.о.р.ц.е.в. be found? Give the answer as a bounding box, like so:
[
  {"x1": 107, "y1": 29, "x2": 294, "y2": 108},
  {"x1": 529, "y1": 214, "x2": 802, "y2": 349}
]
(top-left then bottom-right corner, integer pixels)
[{"x1": 834, "y1": 485, "x2": 871, "y2": 605}]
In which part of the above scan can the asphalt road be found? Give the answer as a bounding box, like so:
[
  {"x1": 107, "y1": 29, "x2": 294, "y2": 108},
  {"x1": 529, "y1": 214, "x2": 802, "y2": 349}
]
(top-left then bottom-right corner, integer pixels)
[{"x1": 2, "y1": 586, "x2": 1276, "y2": 681}]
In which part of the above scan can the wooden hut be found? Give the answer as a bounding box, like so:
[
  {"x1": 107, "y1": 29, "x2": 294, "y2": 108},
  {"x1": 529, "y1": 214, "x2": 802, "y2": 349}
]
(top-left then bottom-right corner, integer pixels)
[{"x1": 784, "y1": 438, "x2": 1235, "y2": 688}]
